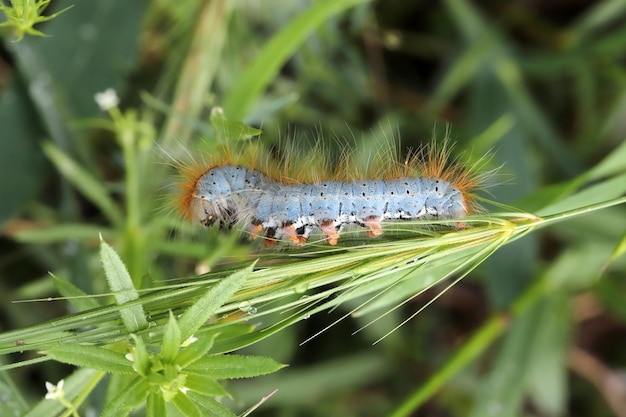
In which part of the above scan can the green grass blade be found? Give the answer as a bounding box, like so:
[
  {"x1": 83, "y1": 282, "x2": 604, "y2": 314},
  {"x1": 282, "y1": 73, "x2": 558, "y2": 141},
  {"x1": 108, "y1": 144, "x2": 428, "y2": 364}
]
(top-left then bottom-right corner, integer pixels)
[
  {"x1": 222, "y1": 0, "x2": 370, "y2": 120},
  {"x1": 178, "y1": 263, "x2": 254, "y2": 341},
  {"x1": 42, "y1": 142, "x2": 123, "y2": 227}
]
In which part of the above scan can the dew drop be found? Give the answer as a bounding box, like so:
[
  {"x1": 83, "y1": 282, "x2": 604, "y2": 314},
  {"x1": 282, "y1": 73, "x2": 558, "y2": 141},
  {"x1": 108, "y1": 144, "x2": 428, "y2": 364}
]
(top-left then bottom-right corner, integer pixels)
[
  {"x1": 238, "y1": 300, "x2": 252, "y2": 313},
  {"x1": 294, "y1": 283, "x2": 309, "y2": 294},
  {"x1": 248, "y1": 306, "x2": 258, "y2": 315}
]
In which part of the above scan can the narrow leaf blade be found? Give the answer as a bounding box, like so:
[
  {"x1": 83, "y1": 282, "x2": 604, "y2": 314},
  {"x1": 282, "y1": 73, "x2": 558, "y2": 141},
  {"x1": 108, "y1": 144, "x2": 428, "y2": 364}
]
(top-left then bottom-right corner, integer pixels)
[
  {"x1": 178, "y1": 263, "x2": 254, "y2": 340},
  {"x1": 186, "y1": 354, "x2": 285, "y2": 379},
  {"x1": 99, "y1": 237, "x2": 147, "y2": 331}
]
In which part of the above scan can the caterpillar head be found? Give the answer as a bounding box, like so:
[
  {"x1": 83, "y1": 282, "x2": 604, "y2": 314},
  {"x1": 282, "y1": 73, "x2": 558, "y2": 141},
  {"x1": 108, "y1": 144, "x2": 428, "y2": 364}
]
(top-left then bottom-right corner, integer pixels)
[{"x1": 187, "y1": 194, "x2": 237, "y2": 228}]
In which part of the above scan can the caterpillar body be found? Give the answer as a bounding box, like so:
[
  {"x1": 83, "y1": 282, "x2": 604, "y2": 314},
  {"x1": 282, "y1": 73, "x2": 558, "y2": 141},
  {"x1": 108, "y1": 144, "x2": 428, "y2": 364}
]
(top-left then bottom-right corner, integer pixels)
[
  {"x1": 177, "y1": 140, "x2": 483, "y2": 246},
  {"x1": 188, "y1": 165, "x2": 468, "y2": 245}
]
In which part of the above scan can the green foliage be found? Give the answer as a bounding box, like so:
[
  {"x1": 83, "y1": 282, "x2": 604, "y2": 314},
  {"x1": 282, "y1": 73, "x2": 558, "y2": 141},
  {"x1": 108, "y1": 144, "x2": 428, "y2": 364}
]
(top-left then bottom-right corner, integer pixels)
[
  {"x1": 1, "y1": 1, "x2": 626, "y2": 417},
  {"x1": 36, "y1": 240, "x2": 282, "y2": 416},
  {"x1": 0, "y1": 0, "x2": 72, "y2": 41}
]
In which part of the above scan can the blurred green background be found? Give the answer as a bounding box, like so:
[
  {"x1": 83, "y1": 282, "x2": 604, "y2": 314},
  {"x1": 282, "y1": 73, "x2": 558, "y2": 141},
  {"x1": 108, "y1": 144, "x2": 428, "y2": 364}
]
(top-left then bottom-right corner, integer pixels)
[{"x1": 1, "y1": 0, "x2": 626, "y2": 416}]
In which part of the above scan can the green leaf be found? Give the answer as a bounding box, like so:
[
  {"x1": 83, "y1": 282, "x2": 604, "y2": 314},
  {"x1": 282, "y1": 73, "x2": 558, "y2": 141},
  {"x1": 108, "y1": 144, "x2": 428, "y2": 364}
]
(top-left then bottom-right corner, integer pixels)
[
  {"x1": 42, "y1": 142, "x2": 124, "y2": 226},
  {"x1": 175, "y1": 334, "x2": 217, "y2": 368},
  {"x1": 161, "y1": 311, "x2": 182, "y2": 363},
  {"x1": 185, "y1": 354, "x2": 285, "y2": 380},
  {"x1": 605, "y1": 232, "x2": 626, "y2": 269},
  {"x1": 100, "y1": 376, "x2": 149, "y2": 417},
  {"x1": 50, "y1": 273, "x2": 100, "y2": 311},
  {"x1": 587, "y1": 137, "x2": 626, "y2": 180},
  {"x1": 99, "y1": 237, "x2": 147, "y2": 332},
  {"x1": 525, "y1": 295, "x2": 570, "y2": 416},
  {"x1": 46, "y1": 344, "x2": 133, "y2": 374},
  {"x1": 547, "y1": 243, "x2": 612, "y2": 290},
  {"x1": 0, "y1": 372, "x2": 28, "y2": 416},
  {"x1": 0, "y1": 80, "x2": 49, "y2": 225},
  {"x1": 184, "y1": 374, "x2": 229, "y2": 397},
  {"x1": 131, "y1": 334, "x2": 151, "y2": 377},
  {"x1": 208, "y1": 323, "x2": 263, "y2": 354},
  {"x1": 187, "y1": 392, "x2": 237, "y2": 417},
  {"x1": 469, "y1": 295, "x2": 569, "y2": 417},
  {"x1": 222, "y1": 0, "x2": 370, "y2": 120},
  {"x1": 12, "y1": 224, "x2": 113, "y2": 243},
  {"x1": 537, "y1": 172, "x2": 626, "y2": 217},
  {"x1": 210, "y1": 108, "x2": 262, "y2": 141},
  {"x1": 178, "y1": 263, "x2": 254, "y2": 341},
  {"x1": 172, "y1": 391, "x2": 202, "y2": 417},
  {"x1": 146, "y1": 391, "x2": 166, "y2": 417}
]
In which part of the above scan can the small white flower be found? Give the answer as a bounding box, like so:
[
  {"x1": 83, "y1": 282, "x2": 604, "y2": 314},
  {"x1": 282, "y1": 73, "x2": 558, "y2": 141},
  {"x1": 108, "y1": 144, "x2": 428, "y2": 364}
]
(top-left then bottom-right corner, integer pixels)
[
  {"x1": 181, "y1": 335, "x2": 198, "y2": 347},
  {"x1": 94, "y1": 88, "x2": 119, "y2": 111},
  {"x1": 45, "y1": 379, "x2": 65, "y2": 400}
]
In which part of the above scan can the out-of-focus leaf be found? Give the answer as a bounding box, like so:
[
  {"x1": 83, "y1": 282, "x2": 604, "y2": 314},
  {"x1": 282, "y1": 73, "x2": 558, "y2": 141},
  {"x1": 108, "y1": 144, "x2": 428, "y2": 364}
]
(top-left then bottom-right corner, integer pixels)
[
  {"x1": 222, "y1": 0, "x2": 370, "y2": 121},
  {"x1": 470, "y1": 295, "x2": 570, "y2": 417},
  {"x1": 0, "y1": 372, "x2": 28, "y2": 416},
  {"x1": 0, "y1": 81, "x2": 49, "y2": 226}
]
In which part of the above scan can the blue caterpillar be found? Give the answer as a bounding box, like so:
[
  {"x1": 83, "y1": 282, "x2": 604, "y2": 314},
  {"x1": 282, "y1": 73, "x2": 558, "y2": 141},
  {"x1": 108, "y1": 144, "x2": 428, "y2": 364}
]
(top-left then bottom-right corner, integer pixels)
[{"x1": 186, "y1": 165, "x2": 468, "y2": 246}]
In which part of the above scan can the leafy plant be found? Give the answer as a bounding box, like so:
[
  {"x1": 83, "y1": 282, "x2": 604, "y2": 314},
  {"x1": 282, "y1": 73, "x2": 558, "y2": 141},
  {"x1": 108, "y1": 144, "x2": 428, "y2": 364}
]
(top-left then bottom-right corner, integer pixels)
[
  {"x1": 1, "y1": 1, "x2": 626, "y2": 417},
  {"x1": 0, "y1": 0, "x2": 72, "y2": 41}
]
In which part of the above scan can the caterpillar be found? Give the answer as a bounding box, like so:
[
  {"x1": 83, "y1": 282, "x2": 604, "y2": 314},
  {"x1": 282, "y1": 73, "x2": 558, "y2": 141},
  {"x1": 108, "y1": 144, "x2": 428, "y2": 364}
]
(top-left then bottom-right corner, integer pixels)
[{"x1": 175, "y1": 139, "x2": 483, "y2": 246}]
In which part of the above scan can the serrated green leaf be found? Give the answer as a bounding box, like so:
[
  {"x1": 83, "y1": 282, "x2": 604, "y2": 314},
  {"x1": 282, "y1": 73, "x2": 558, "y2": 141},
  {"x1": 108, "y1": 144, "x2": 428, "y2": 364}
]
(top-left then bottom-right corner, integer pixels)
[
  {"x1": 185, "y1": 355, "x2": 285, "y2": 380},
  {"x1": 173, "y1": 391, "x2": 202, "y2": 417},
  {"x1": 178, "y1": 263, "x2": 254, "y2": 341},
  {"x1": 184, "y1": 374, "x2": 229, "y2": 397},
  {"x1": 187, "y1": 392, "x2": 237, "y2": 417},
  {"x1": 50, "y1": 273, "x2": 100, "y2": 311},
  {"x1": 161, "y1": 311, "x2": 182, "y2": 363},
  {"x1": 46, "y1": 344, "x2": 133, "y2": 374},
  {"x1": 100, "y1": 237, "x2": 147, "y2": 332}
]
